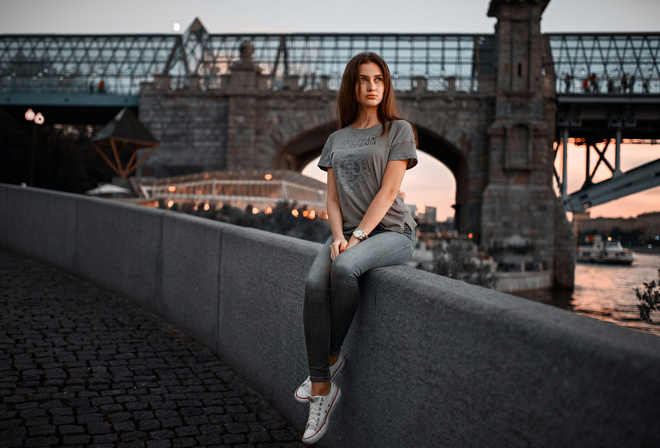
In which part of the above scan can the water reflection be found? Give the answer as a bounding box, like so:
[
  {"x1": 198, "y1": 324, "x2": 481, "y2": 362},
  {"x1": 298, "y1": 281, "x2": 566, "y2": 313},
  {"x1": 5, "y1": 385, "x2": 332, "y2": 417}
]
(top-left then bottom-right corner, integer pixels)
[{"x1": 515, "y1": 253, "x2": 660, "y2": 336}]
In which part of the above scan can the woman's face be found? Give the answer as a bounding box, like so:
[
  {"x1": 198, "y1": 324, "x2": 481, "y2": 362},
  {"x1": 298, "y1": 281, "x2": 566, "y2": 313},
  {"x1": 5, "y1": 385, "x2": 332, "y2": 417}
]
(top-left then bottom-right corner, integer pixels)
[{"x1": 355, "y1": 62, "x2": 384, "y2": 110}]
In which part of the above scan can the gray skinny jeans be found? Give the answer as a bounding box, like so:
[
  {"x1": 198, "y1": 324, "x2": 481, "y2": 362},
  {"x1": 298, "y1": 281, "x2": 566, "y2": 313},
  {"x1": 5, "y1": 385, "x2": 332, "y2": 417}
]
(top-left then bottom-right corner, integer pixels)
[{"x1": 303, "y1": 225, "x2": 416, "y2": 382}]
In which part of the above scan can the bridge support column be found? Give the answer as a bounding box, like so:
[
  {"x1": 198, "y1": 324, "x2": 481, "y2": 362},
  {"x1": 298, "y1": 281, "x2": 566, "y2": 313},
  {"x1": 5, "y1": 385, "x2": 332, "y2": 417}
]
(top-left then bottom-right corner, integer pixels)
[
  {"x1": 483, "y1": 0, "x2": 572, "y2": 288},
  {"x1": 614, "y1": 128, "x2": 623, "y2": 176},
  {"x1": 562, "y1": 127, "x2": 569, "y2": 197}
]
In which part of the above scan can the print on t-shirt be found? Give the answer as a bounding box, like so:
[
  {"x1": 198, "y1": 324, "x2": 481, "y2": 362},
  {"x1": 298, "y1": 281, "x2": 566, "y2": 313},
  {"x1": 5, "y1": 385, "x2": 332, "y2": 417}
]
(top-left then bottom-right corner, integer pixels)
[
  {"x1": 335, "y1": 151, "x2": 368, "y2": 193},
  {"x1": 336, "y1": 136, "x2": 377, "y2": 151}
]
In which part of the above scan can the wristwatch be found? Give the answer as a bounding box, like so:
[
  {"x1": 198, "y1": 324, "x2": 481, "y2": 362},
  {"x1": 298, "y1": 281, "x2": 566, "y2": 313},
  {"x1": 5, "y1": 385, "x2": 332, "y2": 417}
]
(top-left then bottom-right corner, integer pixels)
[{"x1": 352, "y1": 228, "x2": 368, "y2": 242}]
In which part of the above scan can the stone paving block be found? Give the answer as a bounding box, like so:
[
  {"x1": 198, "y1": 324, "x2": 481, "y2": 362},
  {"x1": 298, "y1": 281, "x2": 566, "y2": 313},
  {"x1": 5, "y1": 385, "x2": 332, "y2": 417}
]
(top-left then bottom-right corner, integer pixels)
[
  {"x1": 63, "y1": 434, "x2": 91, "y2": 445},
  {"x1": 93, "y1": 433, "x2": 119, "y2": 444},
  {"x1": 60, "y1": 424, "x2": 85, "y2": 435},
  {"x1": 146, "y1": 440, "x2": 171, "y2": 448},
  {"x1": 77, "y1": 412, "x2": 103, "y2": 424},
  {"x1": 175, "y1": 426, "x2": 200, "y2": 437},
  {"x1": 172, "y1": 437, "x2": 195, "y2": 447},
  {"x1": 113, "y1": 420, "x2": 136, "y2": 432},
  {"x1": 24, "y1": 435, "x2": 59, "y2": 447},
  {"x1": 222, "y1": 433, "x2": 246, "y2": 444}
]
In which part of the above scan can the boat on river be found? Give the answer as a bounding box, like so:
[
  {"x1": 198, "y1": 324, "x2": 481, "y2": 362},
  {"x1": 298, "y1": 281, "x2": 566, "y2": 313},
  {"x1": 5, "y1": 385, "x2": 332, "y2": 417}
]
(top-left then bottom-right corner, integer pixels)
[{"x1": 576, "y1": 235, "x2": 636, "y2": 265}]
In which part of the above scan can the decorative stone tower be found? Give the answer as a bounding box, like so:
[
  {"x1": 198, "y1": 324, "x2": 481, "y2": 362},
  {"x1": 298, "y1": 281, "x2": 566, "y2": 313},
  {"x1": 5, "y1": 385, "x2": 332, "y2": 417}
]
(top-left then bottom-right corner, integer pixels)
[
  {"x1": 482, "y1": 0, "x2": 573, "y2": 287},
  {"x1": 225, "y1": 41, "x2": 260, "y2": 170}
]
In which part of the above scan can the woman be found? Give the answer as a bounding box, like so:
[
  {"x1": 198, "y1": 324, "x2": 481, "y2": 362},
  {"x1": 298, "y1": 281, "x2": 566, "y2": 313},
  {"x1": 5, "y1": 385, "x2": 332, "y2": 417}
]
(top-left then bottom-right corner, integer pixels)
[{"x1": 296, "y1": 52, "x2": 418, "y2": 444}]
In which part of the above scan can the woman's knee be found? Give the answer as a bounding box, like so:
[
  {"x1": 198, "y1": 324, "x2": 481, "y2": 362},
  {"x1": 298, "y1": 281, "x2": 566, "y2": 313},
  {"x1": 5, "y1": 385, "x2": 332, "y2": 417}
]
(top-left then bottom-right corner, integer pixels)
[
  {"x1": 304, "y1": 273, "x2": 329, "y2": 303},
  {"x1": 331, "y1": 256, "x2": 360, "y2": 285}
]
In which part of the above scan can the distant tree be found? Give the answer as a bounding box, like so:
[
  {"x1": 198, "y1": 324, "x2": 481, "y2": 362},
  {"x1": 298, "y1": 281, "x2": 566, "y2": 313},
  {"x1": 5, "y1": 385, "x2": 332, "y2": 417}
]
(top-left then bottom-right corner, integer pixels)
[
  {"x1": 0, "y1": 110, "x2": 114, "y2": 192},
  {"x1": 635, "y1": 269, "x2": 660, "y2": 322},
  {"x1": 431, "y1": 240, "x2": 497, "y2": 288},
  {"x1": 176, "y1": 201, "x2": 331, "y2": 243}
]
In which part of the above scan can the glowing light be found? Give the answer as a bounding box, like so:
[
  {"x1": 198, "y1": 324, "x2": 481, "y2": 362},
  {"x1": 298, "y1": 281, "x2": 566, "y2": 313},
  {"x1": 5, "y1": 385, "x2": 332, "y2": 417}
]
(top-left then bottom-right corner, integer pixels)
[
  {"x1": 292, "y1": 209, "x2": 299, "y2": 217},
  {"x1": 34, "y1": 113, "x2": 44, "y2": 125},
  {"x1": 168, "y1": 186, "x2": 176, "y2": 192},
  {"x1": 252, "y1": 207, "x2": 259, "y2": 214},
  {"x1": 309, "y1": 210, "x2": 316, "y2": 219},
  {"x1": 302, "y1": 210, "x2": 309, "y2": 218},
  {"x1": 468, "y1": 233, "x2": 473, "y2": 239},
  {"x1": 193, "y1": 204, "x2": 198, "y2": 211},
  {"x1": 167, "y1": 200, "x2": 174, "y2": 208},
  {"x1": 173, "y1": 22, "x2": 180, "y2": 32},
  {"x1": 264, "y1": 173, "x2": 273, "y2": 180},
  {"x1": 607, "y1": 236, "x2": 612, "y2": 241},
  {"x1": 265, "y1": 207, "x2": 273, "y2": 215},
  {"x1": 203, "y1": 203, "x2": 210, "y2": 211},
  {"x1": 24, "y1": 109, "x2": 35, "y2": 121}
]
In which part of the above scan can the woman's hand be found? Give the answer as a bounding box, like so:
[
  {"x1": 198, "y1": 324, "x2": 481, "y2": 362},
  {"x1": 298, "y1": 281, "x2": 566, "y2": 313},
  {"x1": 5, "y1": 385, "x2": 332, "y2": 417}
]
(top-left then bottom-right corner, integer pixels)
[
  {"x1": 330, "y1": 237, "x2": 348, "y2": 261},
  {"x1": 344, "y1": 236, "x2": 361, "y2": 252}
]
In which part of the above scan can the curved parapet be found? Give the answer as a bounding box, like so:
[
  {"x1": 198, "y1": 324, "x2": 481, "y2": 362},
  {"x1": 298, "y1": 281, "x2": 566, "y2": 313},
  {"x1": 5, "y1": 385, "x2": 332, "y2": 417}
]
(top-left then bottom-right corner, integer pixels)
[{"x1": 1, "y1": 183, "x2": 658, "y2": 447}]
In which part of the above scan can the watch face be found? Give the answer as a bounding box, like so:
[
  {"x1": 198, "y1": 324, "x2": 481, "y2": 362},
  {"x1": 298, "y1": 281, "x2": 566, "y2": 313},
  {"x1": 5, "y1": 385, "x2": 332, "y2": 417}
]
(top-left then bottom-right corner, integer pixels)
[{"x1": 354, "y1": 229, "x2": 366, "y2": 240}]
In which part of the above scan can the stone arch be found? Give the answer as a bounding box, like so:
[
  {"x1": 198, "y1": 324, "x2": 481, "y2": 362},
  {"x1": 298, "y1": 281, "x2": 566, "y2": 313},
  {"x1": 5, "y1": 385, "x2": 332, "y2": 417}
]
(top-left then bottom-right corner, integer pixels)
[
  {"x1": 402, "y1": 107, "x2": 472, "y2": 231},
  {"x1": 273, "y1": 121, "x2": 337, "y2": 171},
  {"x1": 414, "y1": 125, "x2": 468, "y2": 230}
]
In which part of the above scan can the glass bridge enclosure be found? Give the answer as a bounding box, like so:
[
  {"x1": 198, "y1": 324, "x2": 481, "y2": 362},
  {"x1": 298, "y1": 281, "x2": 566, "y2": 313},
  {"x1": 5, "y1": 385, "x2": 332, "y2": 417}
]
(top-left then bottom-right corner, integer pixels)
[
  {"x1": 1, "y1": 25, "x2": 659, "y2": 96},
  {"x1": 0, "y1": 26, "x2": 491, "y2": 95},
  {"x1": 549, "y1": 34, "x2": 660, "y2": 95}
]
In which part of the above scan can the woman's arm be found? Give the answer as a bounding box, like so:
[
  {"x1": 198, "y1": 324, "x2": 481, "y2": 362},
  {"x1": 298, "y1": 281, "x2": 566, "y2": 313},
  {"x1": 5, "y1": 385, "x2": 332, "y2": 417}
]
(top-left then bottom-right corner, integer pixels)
[
  {"x1": 345, "y1": 159, "x2": 409, "y2": 250},
  {"x1": 326, "y1": 168, "x2": 348, "y2": 260}
]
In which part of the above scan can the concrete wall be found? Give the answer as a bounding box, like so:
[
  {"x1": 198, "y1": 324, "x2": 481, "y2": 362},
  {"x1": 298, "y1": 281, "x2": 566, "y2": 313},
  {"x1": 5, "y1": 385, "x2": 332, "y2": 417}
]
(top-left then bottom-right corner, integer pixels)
[{"x1": 1, "y1": 183, "x2": 659, "y2": 448}]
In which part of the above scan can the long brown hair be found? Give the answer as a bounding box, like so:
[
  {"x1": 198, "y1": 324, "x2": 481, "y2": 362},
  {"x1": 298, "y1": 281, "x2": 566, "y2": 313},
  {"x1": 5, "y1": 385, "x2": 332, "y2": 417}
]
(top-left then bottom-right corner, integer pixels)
[{"x1": 337, "y1": 52, "x2": 414, "y2": 141}]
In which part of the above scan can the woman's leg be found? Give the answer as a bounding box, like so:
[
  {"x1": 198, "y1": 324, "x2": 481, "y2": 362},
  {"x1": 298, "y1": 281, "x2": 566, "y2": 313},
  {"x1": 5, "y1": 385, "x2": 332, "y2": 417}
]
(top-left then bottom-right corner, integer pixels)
[
  {"x1": 303, "y1": 236, "x2": 334, "y2": 383},
  {"x1": 329, "y1": 227, "x2": 415, "y2": 356}
]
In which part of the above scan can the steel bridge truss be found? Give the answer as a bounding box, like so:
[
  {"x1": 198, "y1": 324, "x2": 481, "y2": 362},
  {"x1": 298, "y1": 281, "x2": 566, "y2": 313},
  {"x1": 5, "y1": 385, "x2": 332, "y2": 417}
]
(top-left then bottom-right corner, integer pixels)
[
  {"x1": 554, "y1": 134, "x2": 660, "y2": 212},
  {"x1": 549, "y1": 34, "x2": 660, "y2": 95},
  {"x1": 1, "y1": 19, "x2": 492, "y2": 95}
]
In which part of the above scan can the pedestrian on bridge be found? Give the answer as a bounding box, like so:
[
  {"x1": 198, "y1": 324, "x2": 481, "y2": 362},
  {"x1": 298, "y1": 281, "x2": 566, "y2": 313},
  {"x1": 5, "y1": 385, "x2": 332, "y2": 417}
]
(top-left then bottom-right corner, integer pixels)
[{"x1": 296, "y1": 52, "x2": 418, "y2": 445}]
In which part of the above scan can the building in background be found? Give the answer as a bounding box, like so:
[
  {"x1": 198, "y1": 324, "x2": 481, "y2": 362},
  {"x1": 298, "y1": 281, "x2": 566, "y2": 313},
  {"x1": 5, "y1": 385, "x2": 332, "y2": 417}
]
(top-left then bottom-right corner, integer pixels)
[
  {"x1": 573, "y1": 211, "x2": 660, "y2": 246},
  {"x1": 132, "y1": 169, "x2": 327, "y2": 218}
]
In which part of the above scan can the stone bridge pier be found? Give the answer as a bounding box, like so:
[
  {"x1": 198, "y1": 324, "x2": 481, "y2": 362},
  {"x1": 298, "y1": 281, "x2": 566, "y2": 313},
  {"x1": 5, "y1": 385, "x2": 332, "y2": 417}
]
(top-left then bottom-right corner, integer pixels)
[{"x1": 137, "y1": 0, "x2": 575, "y2": 290}]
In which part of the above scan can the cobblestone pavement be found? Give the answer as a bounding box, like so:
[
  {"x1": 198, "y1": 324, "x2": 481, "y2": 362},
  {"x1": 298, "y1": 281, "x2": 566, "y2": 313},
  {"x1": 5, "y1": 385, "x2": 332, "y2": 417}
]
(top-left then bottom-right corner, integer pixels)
[{"x1": 0, "y1": 249, "x2": 305, "y2": 448}]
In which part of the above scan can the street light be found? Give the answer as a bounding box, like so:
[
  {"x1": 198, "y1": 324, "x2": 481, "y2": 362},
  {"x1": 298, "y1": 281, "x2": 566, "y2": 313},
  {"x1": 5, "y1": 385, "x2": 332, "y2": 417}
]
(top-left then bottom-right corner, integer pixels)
[{"x1": 24, "y1": 108, "x2": 44, "y2": 186}]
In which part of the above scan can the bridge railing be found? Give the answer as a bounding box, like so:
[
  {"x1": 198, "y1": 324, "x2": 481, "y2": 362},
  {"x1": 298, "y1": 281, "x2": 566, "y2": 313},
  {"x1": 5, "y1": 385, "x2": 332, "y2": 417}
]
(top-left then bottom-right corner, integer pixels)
[{"x1": 549, "y1": 33, "x2": 660, "y2": 95}]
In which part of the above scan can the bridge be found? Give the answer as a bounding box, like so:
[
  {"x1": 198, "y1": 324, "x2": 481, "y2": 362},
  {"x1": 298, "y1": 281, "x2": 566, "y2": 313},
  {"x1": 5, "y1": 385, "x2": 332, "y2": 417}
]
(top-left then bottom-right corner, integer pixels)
[{"x1": 2, "y1": 0, "x2": 660, "y2": 290}]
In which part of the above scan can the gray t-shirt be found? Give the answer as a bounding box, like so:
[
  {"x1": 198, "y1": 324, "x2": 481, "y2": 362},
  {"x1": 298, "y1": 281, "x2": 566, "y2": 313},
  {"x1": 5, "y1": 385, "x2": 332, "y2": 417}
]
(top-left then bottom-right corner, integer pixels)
[{"x1": 318, "y1": 120, "x2": 418, "y2": 234}]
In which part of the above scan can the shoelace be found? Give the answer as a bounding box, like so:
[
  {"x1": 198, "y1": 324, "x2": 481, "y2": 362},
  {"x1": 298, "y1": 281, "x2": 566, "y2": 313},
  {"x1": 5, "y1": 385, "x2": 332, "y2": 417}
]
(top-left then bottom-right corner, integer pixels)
[{"x1": 306, "y1": 396, "x2": 323, "y2": 428}]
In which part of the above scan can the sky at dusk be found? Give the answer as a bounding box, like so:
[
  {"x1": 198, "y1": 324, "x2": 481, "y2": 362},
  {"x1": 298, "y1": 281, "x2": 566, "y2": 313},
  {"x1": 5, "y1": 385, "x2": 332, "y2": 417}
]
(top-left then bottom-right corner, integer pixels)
[{"x1": 2, "y1": 0, "x2": 659, "y2": 220}]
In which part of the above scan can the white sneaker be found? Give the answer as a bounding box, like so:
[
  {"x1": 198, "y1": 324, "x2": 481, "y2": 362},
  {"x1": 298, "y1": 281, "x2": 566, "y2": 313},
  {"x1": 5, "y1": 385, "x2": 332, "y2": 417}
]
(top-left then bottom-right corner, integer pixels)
[
  {"x1": 295, "y1": 354, "x2": 345, "y2": 403},
  {"x1": 302, "y1": 382, "x2": 341, "y2": 445}
]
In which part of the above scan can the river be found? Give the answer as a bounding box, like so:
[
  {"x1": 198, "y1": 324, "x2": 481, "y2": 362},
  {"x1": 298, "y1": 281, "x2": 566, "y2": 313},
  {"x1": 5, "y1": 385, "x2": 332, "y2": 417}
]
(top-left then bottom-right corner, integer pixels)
[{"x1": 515, "y1": 252, "x2": 660, "y2": 337}]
